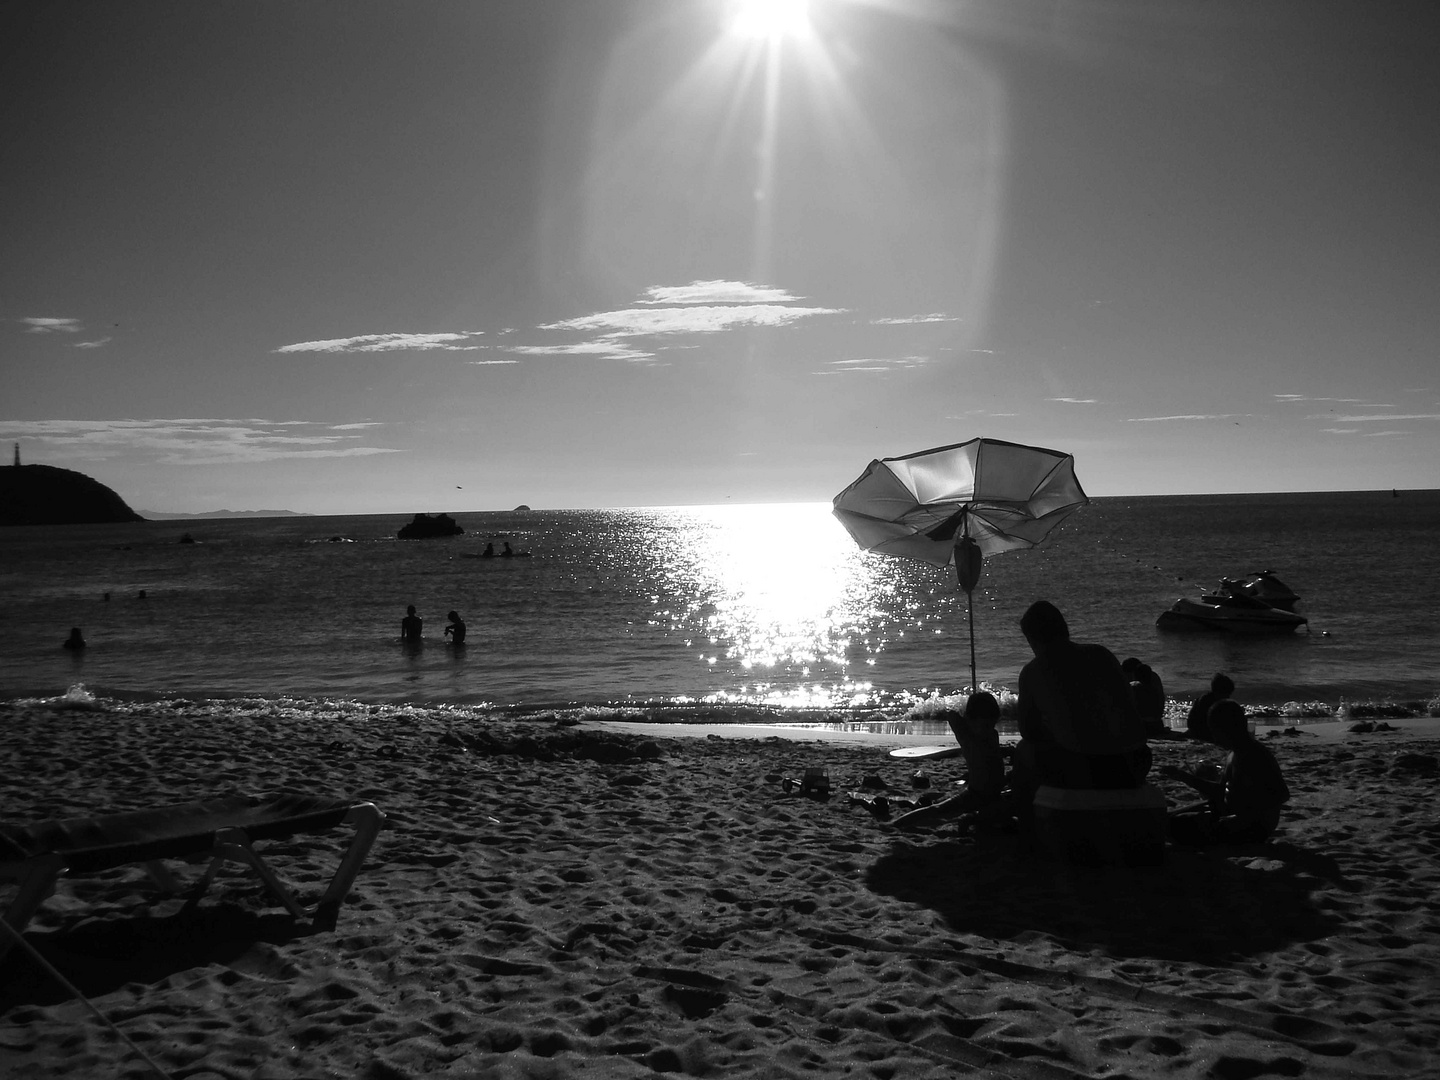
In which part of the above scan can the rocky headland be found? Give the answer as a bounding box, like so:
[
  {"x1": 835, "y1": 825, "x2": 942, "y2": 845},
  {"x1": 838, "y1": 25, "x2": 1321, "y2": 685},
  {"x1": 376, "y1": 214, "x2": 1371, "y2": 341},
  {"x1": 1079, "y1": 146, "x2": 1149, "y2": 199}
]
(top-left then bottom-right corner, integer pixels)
[{"x1": 0, "y1": 464, "x2": 145, "y2": 526}]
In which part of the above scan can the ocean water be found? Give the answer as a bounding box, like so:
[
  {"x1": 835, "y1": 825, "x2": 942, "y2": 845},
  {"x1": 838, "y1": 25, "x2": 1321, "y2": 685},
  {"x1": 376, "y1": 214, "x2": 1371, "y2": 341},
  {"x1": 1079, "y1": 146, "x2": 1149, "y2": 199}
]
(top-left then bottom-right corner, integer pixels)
[{"x1": 2, "y1": 492, "x2": 1438, "y2": 719}]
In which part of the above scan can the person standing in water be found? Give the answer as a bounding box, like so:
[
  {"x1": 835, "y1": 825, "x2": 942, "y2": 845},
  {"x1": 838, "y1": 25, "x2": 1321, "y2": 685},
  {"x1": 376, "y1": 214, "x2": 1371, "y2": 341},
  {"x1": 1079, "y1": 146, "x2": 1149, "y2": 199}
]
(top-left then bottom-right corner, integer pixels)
[
  {"x1": 444, "y1": 610, "x2": 466, "y2": 645},
  {"x1": 63, "y1": 627, "x2": 86, "y2": 650},
  {"x1": 400, "y1": 605, "x2": 423, "y2": 642}
]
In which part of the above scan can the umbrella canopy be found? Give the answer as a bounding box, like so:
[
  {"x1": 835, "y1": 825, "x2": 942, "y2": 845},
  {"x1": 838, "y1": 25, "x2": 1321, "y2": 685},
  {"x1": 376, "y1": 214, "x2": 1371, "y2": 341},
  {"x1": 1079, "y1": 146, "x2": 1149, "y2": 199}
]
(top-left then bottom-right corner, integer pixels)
[
  {"x1": 832, "y1": 437, "x2": 1088, "y2": 691},
  {"x1": 832, "y1": 437, "x2": 1088, "y2": 568}
]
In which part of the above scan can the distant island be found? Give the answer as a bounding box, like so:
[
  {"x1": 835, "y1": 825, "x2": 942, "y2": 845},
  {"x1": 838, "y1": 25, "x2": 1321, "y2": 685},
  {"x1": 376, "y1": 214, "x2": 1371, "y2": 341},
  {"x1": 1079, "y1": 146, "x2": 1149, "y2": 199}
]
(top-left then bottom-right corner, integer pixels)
[
  {"x1": 397, "y1": 512, "x2": 464, "y2": 539},
  {"x1": 143, "y1": 509, "x2": 313, "y2": 519},
  {"x1": 1, "y1": 462, "x2": 145, "y2": 526}
]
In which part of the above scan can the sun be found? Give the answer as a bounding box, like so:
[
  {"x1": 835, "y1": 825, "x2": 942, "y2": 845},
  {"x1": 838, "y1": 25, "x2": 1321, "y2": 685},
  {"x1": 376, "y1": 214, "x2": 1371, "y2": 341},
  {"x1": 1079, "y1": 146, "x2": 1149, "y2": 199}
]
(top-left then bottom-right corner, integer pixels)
[{"x1": 729, "y1": 0, "x2": 811, "y2": 39}]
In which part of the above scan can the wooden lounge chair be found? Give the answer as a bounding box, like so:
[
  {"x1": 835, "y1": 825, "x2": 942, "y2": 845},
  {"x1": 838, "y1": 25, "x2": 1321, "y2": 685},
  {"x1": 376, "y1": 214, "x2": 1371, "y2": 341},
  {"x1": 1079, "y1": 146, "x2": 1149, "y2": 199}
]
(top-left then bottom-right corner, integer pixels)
[{"x1": 0, "y1": 794, "x2": 385, "y2": 963}]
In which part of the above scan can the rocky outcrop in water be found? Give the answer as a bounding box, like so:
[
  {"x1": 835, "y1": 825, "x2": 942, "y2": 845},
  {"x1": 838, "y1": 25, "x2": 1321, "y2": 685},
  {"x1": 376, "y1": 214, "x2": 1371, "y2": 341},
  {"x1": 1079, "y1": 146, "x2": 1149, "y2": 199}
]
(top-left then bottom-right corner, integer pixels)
[
  {"x1": 0, "y1": 464, "x2": 145, "y2": 526},
  {"x1": 397, "y1": 512, "x2": 464, "y2": 539}
]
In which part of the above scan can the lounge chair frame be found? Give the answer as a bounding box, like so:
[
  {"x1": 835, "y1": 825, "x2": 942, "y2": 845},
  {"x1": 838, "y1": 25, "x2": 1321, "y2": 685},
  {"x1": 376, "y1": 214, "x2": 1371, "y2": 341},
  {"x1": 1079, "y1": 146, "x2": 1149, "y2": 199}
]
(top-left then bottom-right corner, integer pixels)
[{"x1": 0, "y1": 796, "x2": 385, "y2": 964}]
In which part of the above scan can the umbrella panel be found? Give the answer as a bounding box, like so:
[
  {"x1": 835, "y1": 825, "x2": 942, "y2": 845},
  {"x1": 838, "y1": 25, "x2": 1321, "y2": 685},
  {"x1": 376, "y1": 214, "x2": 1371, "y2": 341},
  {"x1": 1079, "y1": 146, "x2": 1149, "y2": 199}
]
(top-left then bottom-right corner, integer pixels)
[{"x1": 833, "y1": 438, "x2": 1087, "y2": 567}]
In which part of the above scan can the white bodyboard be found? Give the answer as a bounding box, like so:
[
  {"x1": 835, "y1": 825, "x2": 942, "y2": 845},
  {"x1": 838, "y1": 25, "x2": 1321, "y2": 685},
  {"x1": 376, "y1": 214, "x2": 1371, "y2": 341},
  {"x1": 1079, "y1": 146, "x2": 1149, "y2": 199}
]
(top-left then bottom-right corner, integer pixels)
[{"x1": 888, "y1": 745, "x2": 963, "y2": 760}]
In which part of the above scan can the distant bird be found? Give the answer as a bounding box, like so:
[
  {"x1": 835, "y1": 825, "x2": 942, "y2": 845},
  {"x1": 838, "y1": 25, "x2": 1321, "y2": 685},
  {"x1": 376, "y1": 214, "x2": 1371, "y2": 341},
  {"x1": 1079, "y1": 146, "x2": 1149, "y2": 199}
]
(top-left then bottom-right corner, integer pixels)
[{"x1": 456, "y1": 485, "x2": 463, "y2": 489}]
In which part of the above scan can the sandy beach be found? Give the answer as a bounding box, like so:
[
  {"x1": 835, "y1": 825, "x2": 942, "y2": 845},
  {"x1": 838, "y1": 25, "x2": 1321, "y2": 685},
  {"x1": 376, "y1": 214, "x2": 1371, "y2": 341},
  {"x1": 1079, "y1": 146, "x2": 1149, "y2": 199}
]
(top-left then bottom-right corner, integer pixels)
[{"x1": 3, "y1": 695, "x2": 1439, "y2": 1079}]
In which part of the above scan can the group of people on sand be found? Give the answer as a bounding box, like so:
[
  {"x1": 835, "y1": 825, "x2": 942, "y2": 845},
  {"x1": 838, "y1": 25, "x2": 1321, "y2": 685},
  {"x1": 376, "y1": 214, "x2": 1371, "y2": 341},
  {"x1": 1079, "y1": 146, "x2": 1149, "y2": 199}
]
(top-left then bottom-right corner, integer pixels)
[
  {"x1": 893, "y1": 600, "x2": 1290, "y2": 850},
  {"x1": 400, "y1": 605, "x2": 467, "y2": 646}
]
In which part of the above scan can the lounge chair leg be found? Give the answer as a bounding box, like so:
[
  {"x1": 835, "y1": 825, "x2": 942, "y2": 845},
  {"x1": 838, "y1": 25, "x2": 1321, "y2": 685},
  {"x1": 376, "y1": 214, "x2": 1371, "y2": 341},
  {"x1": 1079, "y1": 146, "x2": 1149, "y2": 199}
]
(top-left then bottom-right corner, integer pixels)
[
  {"x1": 314, "y1": 803, "x2": 385, "y2": 930},
  {"x1": 0, "y1": 853, "x2": 68, "y2": 965},
  {"x1": 209, "y1": 829, "x2": 308, "y2": 920},
  {"x1": 182, "y1": 853, "x2": 227, "y2": 913}
]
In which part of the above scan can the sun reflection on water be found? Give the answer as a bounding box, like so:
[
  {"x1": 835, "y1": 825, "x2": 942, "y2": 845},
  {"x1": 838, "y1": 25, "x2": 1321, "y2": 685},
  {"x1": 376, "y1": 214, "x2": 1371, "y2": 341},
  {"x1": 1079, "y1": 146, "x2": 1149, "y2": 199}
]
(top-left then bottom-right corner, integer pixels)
[{"x1": 641, "y1": 502, "x2": 920, "y2": 707}]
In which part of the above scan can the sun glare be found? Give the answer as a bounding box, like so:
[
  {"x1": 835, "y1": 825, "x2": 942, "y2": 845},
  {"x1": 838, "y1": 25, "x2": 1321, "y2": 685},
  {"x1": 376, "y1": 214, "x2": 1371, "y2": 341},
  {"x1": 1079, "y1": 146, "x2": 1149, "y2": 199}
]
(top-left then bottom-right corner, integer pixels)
[{"x1": 729, "y1": 0, "x2": 811, "y2": 39}]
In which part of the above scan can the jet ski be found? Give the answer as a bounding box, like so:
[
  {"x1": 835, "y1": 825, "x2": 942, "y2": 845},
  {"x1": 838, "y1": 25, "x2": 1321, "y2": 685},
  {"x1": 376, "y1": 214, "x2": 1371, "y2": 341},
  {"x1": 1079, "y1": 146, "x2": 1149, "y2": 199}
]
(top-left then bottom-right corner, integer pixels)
[{"x1": 1157, "y1": 571, "x2": 1308, "y2": 633}]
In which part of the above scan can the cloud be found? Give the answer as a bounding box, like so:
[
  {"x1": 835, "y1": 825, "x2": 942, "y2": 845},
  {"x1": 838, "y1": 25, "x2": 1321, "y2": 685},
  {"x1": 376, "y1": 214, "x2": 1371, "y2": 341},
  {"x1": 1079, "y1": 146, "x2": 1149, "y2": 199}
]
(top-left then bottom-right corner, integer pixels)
[
  {"x1": 540, "y1": 303, "x2": 841, "y2": 337},
  {"x1": 639, "y1": 280, "x2": 800, "y2": 305},
  {"x1": 275, "y1": 332, "x2": 484, "y2": 353},
  {"x1": 1322, "y1": 427, "x2": 1413, "y2": 437},
  {"x1": 21, "y1": 317, "x2": 82, "y2": 333},
  {"x1": 1125, "y1": 414, "x2": 1238, "y2": 422},
  {"x1": 1049, "y1": 397, "x2": 1098, "y2": 405},
  {"x1": 73, "y1": 337, "x2": 111, "y2": 349},
  {"x1": 277, "y1": 281, "x2": 858, "y2": 369},
  {"x1": 0, "y1": 418, "x2": 402, "y2": 464},
  {"x1": 817, "y1": 356, "x2": 928, "y2": 374},
  {"x1": 1310, "y1": 413, "x2": 1440, "y2": 422},
  {"x1": 1278, "y1": 394, "x2": 1394, "y2": 407},
  {"x1": 508, "y1": 341, "x2": 656, "y2": 362},
  {"x1": 871, "y1": 313, "x2": 959, "y2": 325}
]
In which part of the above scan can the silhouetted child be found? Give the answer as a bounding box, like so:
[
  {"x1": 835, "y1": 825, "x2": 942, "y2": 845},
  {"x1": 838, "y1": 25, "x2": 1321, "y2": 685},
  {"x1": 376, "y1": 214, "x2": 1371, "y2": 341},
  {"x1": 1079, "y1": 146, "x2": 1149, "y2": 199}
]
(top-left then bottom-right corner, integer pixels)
[
  {"x1": 1164, "y1": 699, "x2": 1289, "y2": 845},
  {"x1": 1186, "y1": 671, "x2": 1234, "y2": 742},
  {"x1": 400, "y1": 605, "x2": 423, "y2": 642},
  {"x1": 444, "y1": 610, "x2": 466, "y2": 645},
  {"x1": 892, "y1": 692, "x2": 1007, "y2": 830},
  {"x1": 1122, "y1": 656, "x2": 1167, "y2": 736}
]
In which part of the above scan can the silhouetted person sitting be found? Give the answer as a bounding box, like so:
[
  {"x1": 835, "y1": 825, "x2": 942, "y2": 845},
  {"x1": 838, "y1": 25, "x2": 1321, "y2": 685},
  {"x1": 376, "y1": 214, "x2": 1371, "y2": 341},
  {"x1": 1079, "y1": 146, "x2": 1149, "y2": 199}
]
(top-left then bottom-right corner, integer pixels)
[
  {"x1": 892, "y1": 691, "x2": 1008, "y2": 831},
  {"x1": 1164, "y1": 700, "x2": 1289, "y2": 845},
  {"x1": 444, "y1": 610, "x2": 466, "y2": 645},
  {"x1": 1186, "y1": 672, "x2": 1235, "y2": 742},
  {"x1": 481, "y1": 542, "x2": 495, "y2": 558},
  {"x1": 400, "y1": 605, "x2": 423, "y2": 642},
  {"x1": 1122, "y1": 656, "x2": 1167, "y2": 736},
  {"x1": 1011, "y1": 600, "x2": 1151, "y2": 797},
  {"x1": 501, "y1": 542, "x2": 514, "y2": 558},
  {"x1": 63, "y1": 627, "x2": 86, "y2": 650}
]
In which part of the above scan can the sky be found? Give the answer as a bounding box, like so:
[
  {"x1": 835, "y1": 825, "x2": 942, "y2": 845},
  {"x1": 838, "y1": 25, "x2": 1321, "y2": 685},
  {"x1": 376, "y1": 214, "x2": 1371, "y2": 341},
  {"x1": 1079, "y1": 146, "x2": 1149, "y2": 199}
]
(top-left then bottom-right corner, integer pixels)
[{"x1": 3, "y1": 0, "x2": 1438, "y2": 514}]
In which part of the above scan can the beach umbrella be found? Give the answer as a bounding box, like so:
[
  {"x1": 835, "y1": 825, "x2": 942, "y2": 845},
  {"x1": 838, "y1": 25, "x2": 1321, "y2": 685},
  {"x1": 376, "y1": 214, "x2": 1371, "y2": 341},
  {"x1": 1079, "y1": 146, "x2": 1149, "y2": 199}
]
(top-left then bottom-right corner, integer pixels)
[{"x1": 832, "y1": 437, "x2": 1088, "y2": 690}]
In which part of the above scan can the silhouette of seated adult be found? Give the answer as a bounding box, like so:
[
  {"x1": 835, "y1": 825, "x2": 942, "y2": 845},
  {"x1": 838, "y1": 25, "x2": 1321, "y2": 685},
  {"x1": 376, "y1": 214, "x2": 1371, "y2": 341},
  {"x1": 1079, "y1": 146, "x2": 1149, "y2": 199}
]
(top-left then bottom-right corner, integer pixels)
[
  {"x1": 1011, "y1": 601, "x2": 1151, "y2": 798},
  {"x1": 480, "y1": 542, "x2": 495, "y2": 558},
  {"x1": 400, "y1": 605, "x2": 423, "y2": 642},
  {"x1": 501, "y1": 542, "x2": 514, "y2": 558}
]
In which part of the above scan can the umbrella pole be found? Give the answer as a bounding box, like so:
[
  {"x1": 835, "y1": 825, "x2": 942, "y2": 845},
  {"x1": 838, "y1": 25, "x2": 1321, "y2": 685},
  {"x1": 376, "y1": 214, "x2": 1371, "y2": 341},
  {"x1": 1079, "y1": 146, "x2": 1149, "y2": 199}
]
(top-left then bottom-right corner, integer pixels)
[
  {"x1": 966, "y1": 587, "x2": 977, "y2": 692},
  {"x1": 955, "y1": 525, "x2": 982, "y2": 693}
]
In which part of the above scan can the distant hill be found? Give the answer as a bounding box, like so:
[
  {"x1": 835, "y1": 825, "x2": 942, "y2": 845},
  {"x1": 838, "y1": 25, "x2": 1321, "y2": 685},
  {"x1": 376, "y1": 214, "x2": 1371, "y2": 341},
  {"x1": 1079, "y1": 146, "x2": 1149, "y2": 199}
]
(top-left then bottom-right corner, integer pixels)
[
  {"x1": 0, "y1": 463, "x2": 145, "y2": 526},
  {"x1": 142, "y1": 509, "x2": 313, "y2": 519}
]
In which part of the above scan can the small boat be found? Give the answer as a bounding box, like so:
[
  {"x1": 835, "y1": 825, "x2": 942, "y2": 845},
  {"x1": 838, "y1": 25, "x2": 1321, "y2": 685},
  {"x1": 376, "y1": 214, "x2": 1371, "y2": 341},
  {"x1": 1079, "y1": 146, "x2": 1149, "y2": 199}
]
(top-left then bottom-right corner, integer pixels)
[{"x1": 1157, "y1": 571, "x2": 1308, "y2": 633}]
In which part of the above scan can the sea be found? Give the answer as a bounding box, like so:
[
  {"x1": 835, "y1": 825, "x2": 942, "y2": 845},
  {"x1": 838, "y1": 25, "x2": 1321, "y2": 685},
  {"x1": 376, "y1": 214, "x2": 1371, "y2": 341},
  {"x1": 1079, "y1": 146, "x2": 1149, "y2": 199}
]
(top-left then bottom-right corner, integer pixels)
[{"x1": 3, "y1": 491, "x2": 1438, "y2": 727}]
